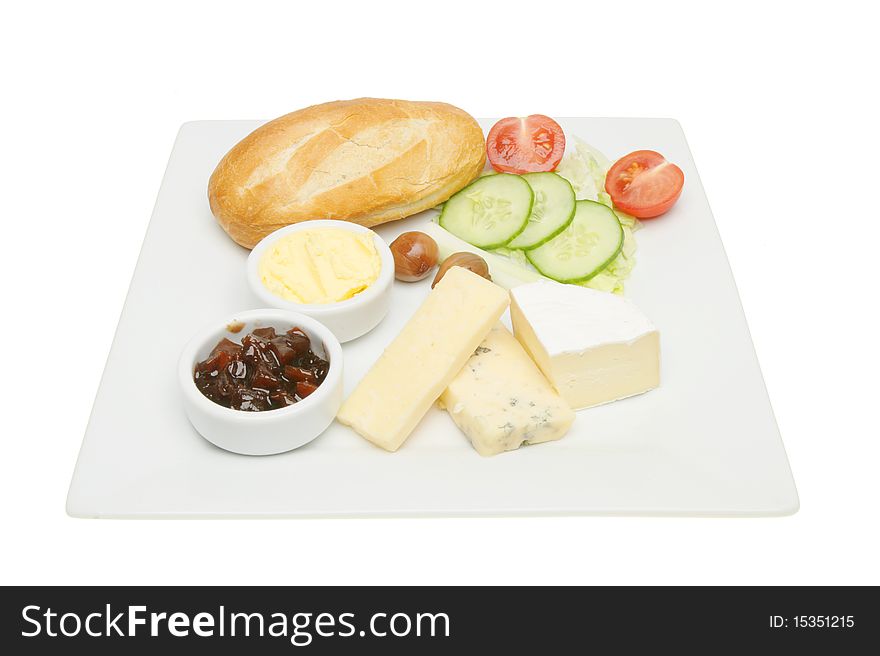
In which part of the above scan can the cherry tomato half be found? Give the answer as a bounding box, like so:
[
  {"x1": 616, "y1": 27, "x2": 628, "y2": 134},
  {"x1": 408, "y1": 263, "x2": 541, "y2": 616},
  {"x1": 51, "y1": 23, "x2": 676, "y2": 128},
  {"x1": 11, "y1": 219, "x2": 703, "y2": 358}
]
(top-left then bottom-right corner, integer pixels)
[
  {"x1": 605, "y1": 150, "x2": 684, "y2": 218},
  {"x1": 486, "y1": 115, "x2": 566, "y2": 174}
]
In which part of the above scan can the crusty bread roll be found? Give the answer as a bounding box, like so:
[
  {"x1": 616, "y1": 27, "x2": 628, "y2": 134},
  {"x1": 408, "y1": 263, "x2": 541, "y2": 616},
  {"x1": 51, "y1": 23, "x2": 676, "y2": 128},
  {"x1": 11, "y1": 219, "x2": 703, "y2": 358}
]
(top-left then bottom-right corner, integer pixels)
[{"x1": 208, "y1": 98, "x2": 486, "y2": 248}]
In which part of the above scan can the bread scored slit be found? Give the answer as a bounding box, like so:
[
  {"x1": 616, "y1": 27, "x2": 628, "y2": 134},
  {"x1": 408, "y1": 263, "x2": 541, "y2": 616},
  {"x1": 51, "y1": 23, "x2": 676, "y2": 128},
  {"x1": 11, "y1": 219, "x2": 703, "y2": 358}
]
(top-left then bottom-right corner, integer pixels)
[
  {"x1": 242, "y1": 130, "x2": 320, "y2": 191},
  {"x1": 297, "y1": 120, "x2": 431, "y2": 201}
]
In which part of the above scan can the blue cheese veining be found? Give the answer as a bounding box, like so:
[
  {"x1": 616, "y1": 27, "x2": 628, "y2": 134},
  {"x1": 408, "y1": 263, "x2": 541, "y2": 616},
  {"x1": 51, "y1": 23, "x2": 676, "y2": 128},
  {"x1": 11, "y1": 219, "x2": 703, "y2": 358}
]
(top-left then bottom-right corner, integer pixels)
[{"x1": 439, "y1": 324, "x2": 575, "y2": 456}]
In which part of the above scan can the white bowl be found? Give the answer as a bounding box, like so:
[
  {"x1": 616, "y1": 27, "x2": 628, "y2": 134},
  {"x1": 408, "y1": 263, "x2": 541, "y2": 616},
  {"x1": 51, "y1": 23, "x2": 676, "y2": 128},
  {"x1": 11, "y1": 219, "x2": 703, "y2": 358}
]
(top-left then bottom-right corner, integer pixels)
[
  {"x1": 178, "y1": 309, "x2": 343, "y2": 456},
  {"x1": 246, "y1": 220, "x2": 394, "y2": 343}
]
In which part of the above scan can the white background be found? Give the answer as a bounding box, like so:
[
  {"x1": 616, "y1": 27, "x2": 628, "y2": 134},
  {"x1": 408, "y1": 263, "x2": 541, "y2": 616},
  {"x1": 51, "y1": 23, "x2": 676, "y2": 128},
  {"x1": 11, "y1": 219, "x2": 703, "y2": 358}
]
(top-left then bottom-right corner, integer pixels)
[{"x1": 1, "y1": 0, "x2": 878, "y2": 585}]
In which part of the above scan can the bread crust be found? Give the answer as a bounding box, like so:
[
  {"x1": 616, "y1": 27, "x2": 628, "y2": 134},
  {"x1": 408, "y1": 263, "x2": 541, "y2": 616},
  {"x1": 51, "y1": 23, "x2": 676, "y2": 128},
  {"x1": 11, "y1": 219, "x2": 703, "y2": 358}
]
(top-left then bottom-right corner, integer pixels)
[{"x1": 208, "y1": 98, "x2": 486, "y2": 248}]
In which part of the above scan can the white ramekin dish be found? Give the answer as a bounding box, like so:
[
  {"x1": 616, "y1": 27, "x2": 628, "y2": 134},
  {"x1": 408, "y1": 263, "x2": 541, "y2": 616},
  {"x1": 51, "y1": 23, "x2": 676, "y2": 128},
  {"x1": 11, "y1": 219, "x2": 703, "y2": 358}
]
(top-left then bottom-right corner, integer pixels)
[
  {"x1": 178, "y1": 309, "x2": 343, "y2": 456},
  {"x1": 246, "y1": 220, "x2": 394, "y2": 343}
]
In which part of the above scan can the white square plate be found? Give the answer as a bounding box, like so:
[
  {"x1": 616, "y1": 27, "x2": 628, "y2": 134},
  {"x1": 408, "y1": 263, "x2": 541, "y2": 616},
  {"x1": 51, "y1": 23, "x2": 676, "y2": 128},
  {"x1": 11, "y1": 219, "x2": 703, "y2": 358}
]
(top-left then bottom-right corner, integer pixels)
[{"x1": 67, "y1": 118, "x2": 798, "y2": 518}]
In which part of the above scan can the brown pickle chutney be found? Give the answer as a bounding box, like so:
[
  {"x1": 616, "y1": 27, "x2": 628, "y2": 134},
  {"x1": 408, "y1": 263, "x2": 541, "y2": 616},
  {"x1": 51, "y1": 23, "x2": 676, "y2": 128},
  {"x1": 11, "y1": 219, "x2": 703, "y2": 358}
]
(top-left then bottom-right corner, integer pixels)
[{"x1": 193, "y1": 326, "x2": 329, "y2": 411}]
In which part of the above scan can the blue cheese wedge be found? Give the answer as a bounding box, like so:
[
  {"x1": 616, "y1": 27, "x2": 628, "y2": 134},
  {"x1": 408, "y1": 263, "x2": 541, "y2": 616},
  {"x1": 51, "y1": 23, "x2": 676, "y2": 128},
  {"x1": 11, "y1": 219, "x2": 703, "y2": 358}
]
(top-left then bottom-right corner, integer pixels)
[
  {"x1": 510, "y1": 280, "x2": 660, "y2": 410},
  {"x1": 440, "y1": 324, "x2": 575, "y2": 456}
]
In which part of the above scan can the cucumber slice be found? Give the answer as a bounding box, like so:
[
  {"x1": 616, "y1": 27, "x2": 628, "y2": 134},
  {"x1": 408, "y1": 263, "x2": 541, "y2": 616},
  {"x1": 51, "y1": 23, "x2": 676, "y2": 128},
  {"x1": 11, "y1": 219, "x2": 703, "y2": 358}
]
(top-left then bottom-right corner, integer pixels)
[
  {"x1": 525, "y1": 200, "x2": 623, "y2": 283},
  {"x1": 439, "y1": 174, "x2": 533, "y2": 249},
  {"x1": 507, "y1": 172, "x2": 576, "y2": 250}
]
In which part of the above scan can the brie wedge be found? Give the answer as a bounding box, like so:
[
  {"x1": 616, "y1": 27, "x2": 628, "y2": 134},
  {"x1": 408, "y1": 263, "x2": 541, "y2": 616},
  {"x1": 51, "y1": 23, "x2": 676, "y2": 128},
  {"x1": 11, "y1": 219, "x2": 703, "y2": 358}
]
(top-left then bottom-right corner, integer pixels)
[{"x1": 510, "y1": 280, "x2": 659, "y2": 410}]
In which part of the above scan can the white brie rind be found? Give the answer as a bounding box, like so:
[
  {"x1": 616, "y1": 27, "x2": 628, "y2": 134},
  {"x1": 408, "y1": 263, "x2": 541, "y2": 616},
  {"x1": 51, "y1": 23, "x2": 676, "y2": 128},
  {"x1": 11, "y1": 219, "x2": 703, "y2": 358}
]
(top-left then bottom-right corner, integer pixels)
[{"x1": 509, "y1": 280, "x2": 660, "y2": 410}]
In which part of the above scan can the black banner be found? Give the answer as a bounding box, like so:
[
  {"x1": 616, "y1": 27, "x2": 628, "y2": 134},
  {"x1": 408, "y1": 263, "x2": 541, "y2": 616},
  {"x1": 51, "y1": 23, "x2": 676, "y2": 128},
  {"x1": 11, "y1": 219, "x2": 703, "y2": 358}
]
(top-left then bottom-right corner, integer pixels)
[{"x1": 1, "y1": 586, "x2": 875, "y2": 653}]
